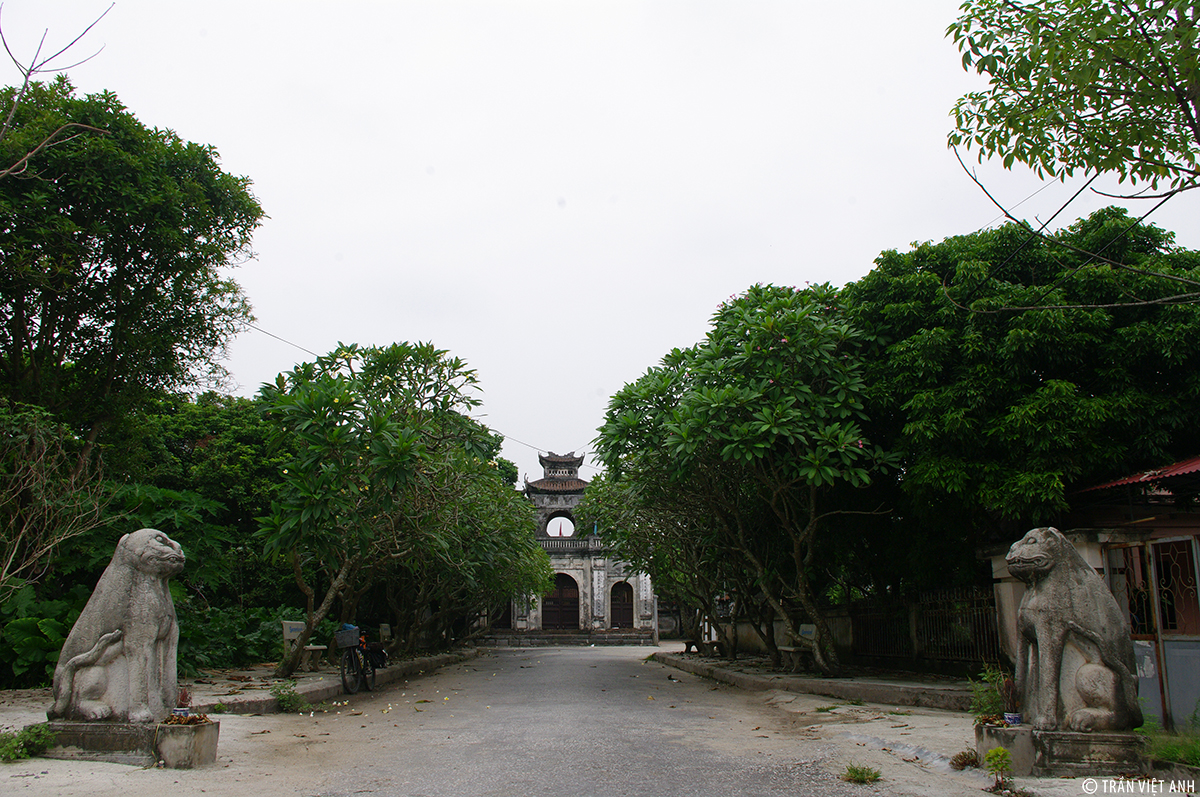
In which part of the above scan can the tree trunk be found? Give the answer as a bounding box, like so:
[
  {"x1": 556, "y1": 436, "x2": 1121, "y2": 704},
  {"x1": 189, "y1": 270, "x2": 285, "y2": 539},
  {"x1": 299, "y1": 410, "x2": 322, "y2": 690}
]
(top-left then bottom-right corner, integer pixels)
[{"x1": 275, "y1": 552, "x2": 362, "y2": 678}]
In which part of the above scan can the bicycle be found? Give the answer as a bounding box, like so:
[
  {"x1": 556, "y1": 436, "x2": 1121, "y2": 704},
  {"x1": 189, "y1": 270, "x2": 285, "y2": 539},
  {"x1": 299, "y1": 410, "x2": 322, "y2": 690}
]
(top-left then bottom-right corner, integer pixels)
[{"x1": 335, "y1": 625, "x2": 376, "y2": 694}]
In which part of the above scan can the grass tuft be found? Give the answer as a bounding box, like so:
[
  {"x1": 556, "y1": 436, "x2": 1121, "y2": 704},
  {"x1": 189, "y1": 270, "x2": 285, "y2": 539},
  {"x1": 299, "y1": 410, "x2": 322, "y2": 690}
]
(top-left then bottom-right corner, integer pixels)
[
  {"x1": 950, "y1": 749, "x2": 980, "y2": 770},
  {"x1": 270, "y1": 680, "x2": 311, "y2": 713},
  {"x1": 842, "y1": 763, "x2": 882, "y2": 784}
]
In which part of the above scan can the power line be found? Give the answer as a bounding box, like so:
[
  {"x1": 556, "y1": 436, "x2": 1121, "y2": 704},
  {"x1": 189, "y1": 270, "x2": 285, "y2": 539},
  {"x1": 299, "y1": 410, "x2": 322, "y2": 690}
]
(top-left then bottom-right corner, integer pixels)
[
  {"x1": 242, "y1": 323, "x2": 600, "y2": 469},
  {"x1": 246, "y1": 323, "x2": 319, "y2": 358}
]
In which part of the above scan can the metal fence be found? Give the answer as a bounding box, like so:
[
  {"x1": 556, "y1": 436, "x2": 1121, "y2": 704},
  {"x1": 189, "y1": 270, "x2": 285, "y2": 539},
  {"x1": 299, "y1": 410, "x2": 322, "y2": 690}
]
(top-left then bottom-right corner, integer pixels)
[{"x1": 850, "y1": 587, "x2": 1001, "y2": 665}]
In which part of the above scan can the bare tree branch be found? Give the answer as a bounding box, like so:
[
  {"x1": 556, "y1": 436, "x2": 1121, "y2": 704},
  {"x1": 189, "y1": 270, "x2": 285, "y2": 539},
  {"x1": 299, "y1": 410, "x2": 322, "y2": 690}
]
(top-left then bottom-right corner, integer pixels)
[{"x1": 0, "y1": 3, "x2": 112, "y2": 177}]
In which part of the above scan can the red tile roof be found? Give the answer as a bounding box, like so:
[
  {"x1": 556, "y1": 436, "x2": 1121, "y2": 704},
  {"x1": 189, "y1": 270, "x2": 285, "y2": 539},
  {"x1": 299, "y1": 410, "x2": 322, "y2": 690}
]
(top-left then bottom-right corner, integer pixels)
[{"x1": 1081, "y1": 456, "x2": 1200, "y2": 492}]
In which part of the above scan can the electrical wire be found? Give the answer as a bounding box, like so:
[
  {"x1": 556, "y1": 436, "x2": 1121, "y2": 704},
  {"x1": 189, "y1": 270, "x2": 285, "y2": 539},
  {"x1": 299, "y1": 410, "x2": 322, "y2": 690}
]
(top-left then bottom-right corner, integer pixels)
[{"x1": 241, "y1": 322, "x2": 596, "y2": 468}]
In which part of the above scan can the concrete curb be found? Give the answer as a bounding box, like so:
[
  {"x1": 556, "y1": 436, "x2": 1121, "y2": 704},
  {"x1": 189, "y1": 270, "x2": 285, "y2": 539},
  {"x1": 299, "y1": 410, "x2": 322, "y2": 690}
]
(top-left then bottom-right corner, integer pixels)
[
  {"x1": 192, "y1": 648, "x2": 483, "y2": 715},
  {"x1": 652, "y1": 652, "x2": 972, "y2": 711}
]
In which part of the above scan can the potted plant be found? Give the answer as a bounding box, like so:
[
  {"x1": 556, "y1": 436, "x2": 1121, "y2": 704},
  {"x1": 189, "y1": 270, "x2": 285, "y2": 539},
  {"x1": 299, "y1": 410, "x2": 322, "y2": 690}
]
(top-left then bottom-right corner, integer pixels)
[{"x1": 172, "y1": 687, "x2": 192, "y2": 718}]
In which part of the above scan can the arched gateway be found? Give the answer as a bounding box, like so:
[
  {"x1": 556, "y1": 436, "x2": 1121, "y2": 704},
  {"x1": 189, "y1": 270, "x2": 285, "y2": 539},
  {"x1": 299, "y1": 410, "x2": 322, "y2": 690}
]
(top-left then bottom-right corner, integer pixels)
[{"x1": 506, "y1": 452, "x2": 656, "y2": 641}]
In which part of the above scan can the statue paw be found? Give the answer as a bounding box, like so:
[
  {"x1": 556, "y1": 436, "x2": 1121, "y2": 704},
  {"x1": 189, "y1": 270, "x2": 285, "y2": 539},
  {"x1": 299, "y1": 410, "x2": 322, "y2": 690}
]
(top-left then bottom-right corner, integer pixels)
[
  {"x1": 1067, "y1": 709, "x2": 1111, "y2": 733},
  {"x1": 128, "y1": 707, "x2": 154, "y2": 723}
]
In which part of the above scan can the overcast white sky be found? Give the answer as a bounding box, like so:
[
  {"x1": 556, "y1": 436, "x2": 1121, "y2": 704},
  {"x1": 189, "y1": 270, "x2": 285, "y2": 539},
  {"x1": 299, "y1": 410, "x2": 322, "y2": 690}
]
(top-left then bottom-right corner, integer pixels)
[{"x1": 10, "y1": 1, "x2": 1198, "y2": 485}]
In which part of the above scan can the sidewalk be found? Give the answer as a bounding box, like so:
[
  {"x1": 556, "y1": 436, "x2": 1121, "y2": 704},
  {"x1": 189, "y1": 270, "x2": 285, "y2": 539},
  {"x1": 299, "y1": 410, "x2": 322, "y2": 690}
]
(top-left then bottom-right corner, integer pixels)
[
  {"x1": 652, "y1": 648, "x2": 1195, "y2": 797},
  {"x1": 652, "y1": 650, "x2": 973, "y2": 710},
  {"x1": 0, "y1": 648, "x2": 483, "y2": 731}
]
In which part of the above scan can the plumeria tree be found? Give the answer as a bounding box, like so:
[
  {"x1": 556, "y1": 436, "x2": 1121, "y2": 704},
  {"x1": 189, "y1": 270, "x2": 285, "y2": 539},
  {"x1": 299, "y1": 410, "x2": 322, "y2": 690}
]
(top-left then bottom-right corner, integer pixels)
[
  {"x1": 593, "y1": 284, "x2": 896, "y2": 673},
  {"x1": 258, "y1": 342, "x2": 476, "y2": 677}
]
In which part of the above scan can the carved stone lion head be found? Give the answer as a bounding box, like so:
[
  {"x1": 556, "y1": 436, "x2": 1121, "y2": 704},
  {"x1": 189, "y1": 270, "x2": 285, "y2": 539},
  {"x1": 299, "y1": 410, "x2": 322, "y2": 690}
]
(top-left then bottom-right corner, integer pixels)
[
  {"x1": 1005, "y1": 526, "x2": 1071, "y2": 583},
  {"x1": 118, "y1": 528, "x2": 186, "y2": 577}
]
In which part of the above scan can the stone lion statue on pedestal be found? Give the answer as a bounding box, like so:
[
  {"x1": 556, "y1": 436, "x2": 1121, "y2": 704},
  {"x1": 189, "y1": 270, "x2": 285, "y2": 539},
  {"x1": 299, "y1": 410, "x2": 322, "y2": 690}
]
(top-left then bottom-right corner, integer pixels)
[
  {"x1": 48, "y1": 529, "x2": 186, "y2": 723},
  {"x1": 1006, "y1": 527, "x2": 1141, "y2": 732}
]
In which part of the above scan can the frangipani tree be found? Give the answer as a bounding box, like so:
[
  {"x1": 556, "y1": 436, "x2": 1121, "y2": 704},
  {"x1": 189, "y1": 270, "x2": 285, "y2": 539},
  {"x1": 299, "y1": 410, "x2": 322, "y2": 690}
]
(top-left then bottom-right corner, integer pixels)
[
  {"x1": 594, "y1": 284, "x2": 896, "y2": 673},
  {"x1": 258, "y1": 342, "x2": 478, "y2": 677}
]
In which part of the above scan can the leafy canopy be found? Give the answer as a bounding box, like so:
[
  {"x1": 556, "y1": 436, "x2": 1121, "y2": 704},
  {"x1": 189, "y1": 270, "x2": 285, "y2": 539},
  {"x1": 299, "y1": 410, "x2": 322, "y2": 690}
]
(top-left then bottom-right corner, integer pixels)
[
  {"x1": 0, "y1": 77, "x2": 263, "y2": 440},
  {"x1": 846, "y1": 207, "x2": 1200, "y2": 530},
  {"x1": 948, "y1": 0, "x2": 1200, "y2": 190},
  {"x1": 593, "y1": 284, "x2": 896, "y2": 672}
]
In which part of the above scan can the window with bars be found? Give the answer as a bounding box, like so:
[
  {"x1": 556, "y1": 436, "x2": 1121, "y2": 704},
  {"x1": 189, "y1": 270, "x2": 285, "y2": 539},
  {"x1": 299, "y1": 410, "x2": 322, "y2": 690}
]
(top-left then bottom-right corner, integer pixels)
[{"x1": 1153, "y1": 539, "x2": 1200, "y2": 635}]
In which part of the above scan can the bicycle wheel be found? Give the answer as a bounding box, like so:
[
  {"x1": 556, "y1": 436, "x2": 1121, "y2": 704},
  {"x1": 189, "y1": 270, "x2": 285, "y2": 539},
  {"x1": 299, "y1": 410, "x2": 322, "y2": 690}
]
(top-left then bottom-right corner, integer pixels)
[
  {"x1": 362, "y1": 649, "x2": 376, "y2": 691},
  {"x1": 340, "y1": 649, "x2": 361, "y2": 694}
]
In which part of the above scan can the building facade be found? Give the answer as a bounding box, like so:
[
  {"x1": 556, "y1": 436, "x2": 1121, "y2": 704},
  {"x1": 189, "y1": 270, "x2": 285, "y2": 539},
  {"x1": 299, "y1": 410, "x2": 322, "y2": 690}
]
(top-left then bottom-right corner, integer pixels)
[{"x1": 511, "y1": 452, "x2": 655, "y2": 637}]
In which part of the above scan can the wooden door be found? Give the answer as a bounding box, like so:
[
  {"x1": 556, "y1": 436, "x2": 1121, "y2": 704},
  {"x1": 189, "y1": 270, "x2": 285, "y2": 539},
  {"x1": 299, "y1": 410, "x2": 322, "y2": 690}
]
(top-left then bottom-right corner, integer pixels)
[
  {"x1": 542, "y1": 573, "x2": 579, "y2": 630},
  {"x1": 611, "y1": 581, "x2": 634, "y2": 628}
]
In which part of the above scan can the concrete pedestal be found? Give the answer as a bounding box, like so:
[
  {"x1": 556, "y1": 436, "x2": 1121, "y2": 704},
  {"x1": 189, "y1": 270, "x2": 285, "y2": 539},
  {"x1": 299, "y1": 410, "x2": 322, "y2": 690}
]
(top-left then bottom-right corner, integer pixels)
[
  {"x1": 44, "y1": 720, "x2": 219, "y2": 768},
  {"x1": 976, "y1": 724, "x2": 1147, "y2": 778}
]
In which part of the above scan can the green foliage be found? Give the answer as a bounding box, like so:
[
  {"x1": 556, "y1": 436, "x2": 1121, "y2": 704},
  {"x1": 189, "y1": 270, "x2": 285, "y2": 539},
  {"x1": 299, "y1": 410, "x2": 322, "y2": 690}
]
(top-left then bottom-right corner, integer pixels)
[
  {"x1": 0, "y1": 77, "x2": 264, "y2": 440},
  {"x1": 948, "y1": 0, "x2": 1200, "y2": 190},
  {"x1": 591, "y1": 283, "x2": 897, "y2": 673},
  {"x1": 0, "y1": 723, "x2": 57, "y2": 762},
  {"x1": 269, "y1": 680, "x2": 310, "y2": 714},
  {"x1": 211, "y1": 703, "x2": 228, "y2": 714},
  {"x1": 841, "y1": 763, "x2": 882, "y2": 784},
  {"x1": 1144, "y1": 728, "x2": 1200, "y2": 767},
  {"x1": 984, "y1": 746, "x2": 1013, "y2": 789},
  {"x1": 259, "y1": 342, "x2": 547, "y2": 673},
  {"x1": 0, "y1": 584, "x2": 90, "y2": 688},
  {"x1": 92, "y1": 392, "x2": 303, "y2": 611},
  {"x1": 846, "y1": 208, "x2": 1200, "y2": 538},
  {"x1": 969, "y1": 664, "x2": 1009, "y2": 722},
  {"x1": 175, "y1": 606, "x2": 337, "y2": 676}
]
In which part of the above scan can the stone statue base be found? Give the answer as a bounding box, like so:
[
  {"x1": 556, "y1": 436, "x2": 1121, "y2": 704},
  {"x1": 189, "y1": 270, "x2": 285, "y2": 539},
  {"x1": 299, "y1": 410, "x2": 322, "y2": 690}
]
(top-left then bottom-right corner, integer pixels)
[
  {"x1": 43, "y1": 720, "x2": 219, "y2": 768},
  {"x1": 976, "y1": 724, "x2": 1148, "y2": 778}
]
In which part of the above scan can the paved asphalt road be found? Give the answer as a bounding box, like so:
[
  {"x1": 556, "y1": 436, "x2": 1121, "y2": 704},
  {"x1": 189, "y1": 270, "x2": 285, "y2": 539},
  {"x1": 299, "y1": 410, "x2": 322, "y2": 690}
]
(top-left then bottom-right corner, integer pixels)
[{"x1": 311, "y1": 646, "x2": 872, "y2": 797}]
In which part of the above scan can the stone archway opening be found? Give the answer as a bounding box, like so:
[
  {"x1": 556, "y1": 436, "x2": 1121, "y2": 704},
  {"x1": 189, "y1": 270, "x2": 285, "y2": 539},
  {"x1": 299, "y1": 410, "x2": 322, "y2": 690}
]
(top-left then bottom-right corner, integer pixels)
[
  {"x1": 611, "y1": 581, "x2": 634, "y2": 628},
  {"x1": 546, "y1": 515, "x2": 576, "y2": 537},
  {"x1": 543, "y1": 573, "x2": 579, "y2": 630}
]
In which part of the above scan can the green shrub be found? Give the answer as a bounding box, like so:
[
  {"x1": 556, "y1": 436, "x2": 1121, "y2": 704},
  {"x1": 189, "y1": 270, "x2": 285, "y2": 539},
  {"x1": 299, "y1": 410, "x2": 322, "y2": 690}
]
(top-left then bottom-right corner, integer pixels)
[
  {"x1": 0, "y1": 723, "x2": 57, "y2": 762},
  {"x1": 175, "y1": 606, "x2": 337, "y2": 676},
  {"x1": 984, "y1": 747, "x2": 1012, "y2": 790},
  {"x1": 0, "y1": 584, "x2": 90, "y2": 688},
  {"x1": 1143, "y1": 727, "x2": 1200, "y2": 768},
  {"x1": 969, "y1": 664, "x2": 1008, "y2": 723},
  {"x1": 270, "y1": 680, "x2": 310, "y2": 713}
]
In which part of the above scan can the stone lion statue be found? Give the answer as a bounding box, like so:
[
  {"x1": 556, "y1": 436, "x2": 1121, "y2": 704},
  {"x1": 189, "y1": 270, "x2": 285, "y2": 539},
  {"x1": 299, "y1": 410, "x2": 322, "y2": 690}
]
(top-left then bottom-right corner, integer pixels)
[
  {"x1": 1006, "y1": 527, "x2": 1141, "y2": 732},
  {"x1": 49, "y1": 529, "x2": 186, "y2": 723}
]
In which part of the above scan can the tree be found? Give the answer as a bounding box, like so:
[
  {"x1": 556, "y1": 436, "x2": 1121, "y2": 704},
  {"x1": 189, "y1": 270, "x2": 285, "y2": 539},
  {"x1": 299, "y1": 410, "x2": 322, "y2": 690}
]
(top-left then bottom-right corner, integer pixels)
[
  {"x1": 593, "y1": 284, "x2": 896, "y2": 673},
  {"x1": 378, "y1": 450, "x2": 550, "y2": 653},
  {"x1": 257, "y1": 342, "x2": 546, "y2": 674},
  {"x1": 845, "y1": 207, "x2": 1200, "y2": 542},
  {"x1": 0, "y1": 77, "x2": 263, "y2": 461},
  {"x1": 577, "y1": 470, "x2": 747, "y2": 656},
  {"x1": 0, "y1": 400, "x2": 108, "y2": 601},
  {"x1": 949, "y1": 0, "x2": 1200, "y2": 193},
  {"x1": 96, "y1": 392, "x2": 298, "y2": 610}
]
